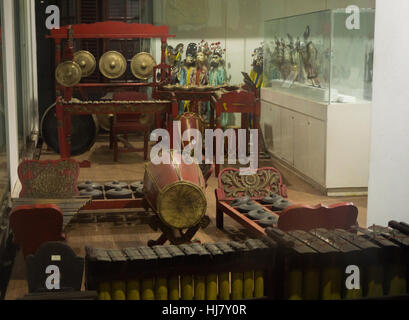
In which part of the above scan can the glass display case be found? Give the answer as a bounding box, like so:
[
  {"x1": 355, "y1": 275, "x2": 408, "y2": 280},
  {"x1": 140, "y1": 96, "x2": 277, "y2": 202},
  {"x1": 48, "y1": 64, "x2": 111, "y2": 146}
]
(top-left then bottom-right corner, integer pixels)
[{"x1": 263, "y1": 9, "x2": 375, "y2": 104}]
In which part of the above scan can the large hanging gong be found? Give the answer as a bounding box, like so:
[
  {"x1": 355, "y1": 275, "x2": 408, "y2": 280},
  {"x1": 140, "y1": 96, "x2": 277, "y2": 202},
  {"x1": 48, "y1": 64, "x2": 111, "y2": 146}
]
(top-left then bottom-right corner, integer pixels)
[
  {"x1": 74, "y1": 50, "x2": 96, "y2": 78},
  {"x1": 41, "y1": 102, "x2": 99, "y2": 156},
  {"x1": 99, "y1": 51, "x2": 127, "y2": 79},
  {"x1": 130, "y1": 52, "x2": 156, "y2": 80},
  {"x1": 55, "y1": 61, "x2": 82, "y2": 87}
]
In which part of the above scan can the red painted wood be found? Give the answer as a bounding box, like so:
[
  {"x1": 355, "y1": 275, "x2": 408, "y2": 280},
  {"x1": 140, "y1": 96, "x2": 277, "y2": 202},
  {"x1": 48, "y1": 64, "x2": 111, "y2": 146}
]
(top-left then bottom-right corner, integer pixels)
[
  {"x1": 10, "y1": 204, "x2": 66, "y2": 258},
  {"x1": 47, "y1": 21, "x2": 175, "y2": 39},
  {"x1": 144, "y1": 151, "x2": 206, "y2": 214},
  {"x1": 219, "y1": 201, "x2": 267, "y2": 237},
  {"x1": 277, "y1": 203, "x2": 358, "y2": 232},
  {"x1": 214, "y1": 90, "x2": 260, "y2": 176},
  {"x1": 215, "y1": 167, "x2": 288, "y2": 233},
  {"x1": 81, "y1": 198, "x2": 147, "y2": 211}
]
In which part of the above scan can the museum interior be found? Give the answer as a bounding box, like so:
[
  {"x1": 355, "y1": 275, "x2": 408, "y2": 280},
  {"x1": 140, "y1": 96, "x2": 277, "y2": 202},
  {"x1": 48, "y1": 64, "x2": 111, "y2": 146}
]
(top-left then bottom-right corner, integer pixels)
[{"x1": 0, "y1": 0, "x2": 408, "y2": 302}]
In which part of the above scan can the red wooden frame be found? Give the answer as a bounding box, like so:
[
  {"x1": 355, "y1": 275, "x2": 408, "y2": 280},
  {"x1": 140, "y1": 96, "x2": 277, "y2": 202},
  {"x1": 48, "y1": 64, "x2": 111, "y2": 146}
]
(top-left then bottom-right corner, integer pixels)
[
  {"x1": 47, "y1": 21, "x2": 178, "y2": 162},
  {"x1": 10, "y1": 204, "x2": 66, "y2": 258},
  {"x1": 215, "y1": 167, "x2": 359, "y2": 236},
  {"x1": 276, "y1": 203, "x2": 359, "y2": 232},
  {"x1": 215, "y1": 167, "x2": 288, "y2": 236},
  {"x1": 211, "y1": 90, "x2": 261, "y2": 176}
]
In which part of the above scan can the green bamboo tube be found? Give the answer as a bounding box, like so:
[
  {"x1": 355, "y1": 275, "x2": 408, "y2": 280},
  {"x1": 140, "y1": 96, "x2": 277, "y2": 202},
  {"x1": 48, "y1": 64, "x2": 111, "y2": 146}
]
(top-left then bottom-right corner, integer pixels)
[
  {"x1": 155, "y1": 277, "x2": 168, "y2": 300},
  {"x1": 206, "y1": 274, "x2": 218, "y2": 300},
  {"x1": 321, "y1": 267, "x2": 342, "y2": 300},
  {"x1": 194, "y1": 275, "x2": 206, "y2": 300},
  {"x1": 231, "y1": 272, "x2": 243, "y2": 300},
  {"x1": 218, "y1": 273, "x2": 230, "y2": 300},
  {"x1": 366, "y1": 265, "x2": 384, "y2": 298},
  {"x1": 127, "y1": 280, "x2": 141, "y2": 300},
  {"x1": 98, "y1": 282, "x2": 112, "y2": 300},
  {"x1": 386, "y1": 264, "x2": 407, "y2": 296},
  {"x1": 168, "y1": 276, "x2": 180, "y2": 300},
  {"x1": 287, "y1": 269, "x2": 303, "y2": 300},
  {"x1": 254, "y1": 271, "x2": 264, "y2": 298},
  {"x1": 243, "y1": 271, "x2": 254, "y2": 299},
  {"x1": 181, "y1": 275, "x2": 193, "y2": 300},
  {"x1": 303, "y1": 268, "x2": 320, "y2": 300},
  {"x1": 112, "y1": 281, "x2": 126, "y2": 300},
  {"x1": 142, "y1": 278, "x2": 155, "y2": 300}
]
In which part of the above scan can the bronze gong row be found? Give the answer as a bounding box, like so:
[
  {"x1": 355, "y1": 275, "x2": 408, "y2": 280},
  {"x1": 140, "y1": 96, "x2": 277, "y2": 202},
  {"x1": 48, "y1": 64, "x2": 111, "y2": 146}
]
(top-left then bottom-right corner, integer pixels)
[{"x1": 55, "y1": 50, "x2": 157, "y2": 87}]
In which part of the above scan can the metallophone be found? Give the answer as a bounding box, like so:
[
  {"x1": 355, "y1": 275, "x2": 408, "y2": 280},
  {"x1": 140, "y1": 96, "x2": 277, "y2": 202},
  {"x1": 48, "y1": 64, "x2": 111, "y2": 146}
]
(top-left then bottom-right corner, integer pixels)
[{"x1": 83, "y1": 222, "x2": 409, "y2": 300}]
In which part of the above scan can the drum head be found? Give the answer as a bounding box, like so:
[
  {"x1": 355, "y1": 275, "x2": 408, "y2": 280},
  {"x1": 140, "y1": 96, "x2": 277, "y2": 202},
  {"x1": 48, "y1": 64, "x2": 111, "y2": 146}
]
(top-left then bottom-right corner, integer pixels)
[
  {"x1": 41, "y1": 103, "x2": 99, "y2": 156},
  {"x1": 157, "y1": 182, "x2": 207, "y2": 229}
]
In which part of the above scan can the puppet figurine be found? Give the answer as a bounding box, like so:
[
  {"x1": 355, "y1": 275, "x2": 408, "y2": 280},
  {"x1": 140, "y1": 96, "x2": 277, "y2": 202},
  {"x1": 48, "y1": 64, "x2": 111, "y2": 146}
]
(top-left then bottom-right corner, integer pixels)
[
  {"x1": 179, "y1": 43, "x2": 198, "y2": 113},
  {"x1": 299, "y1": 26, "x2": 321, "y2": 87},
  {"x1": 209, "y1": 43, "x2": 231, "y2": 127},
  {"x1": 250, "y1": 43, "x2": 264, "y2": 89},
  {"x1": 193, "y1": 41, "x2": 209, "y2": 86},
  {"x1": 166, "y1": 43, "x2": 184, "y2": 84},
  {"x1": 194, "y1": 41, "x2": 211, "y2": 120},
  {"x1": 209, "y1": 43, "x2": 226, "y2": 87}
]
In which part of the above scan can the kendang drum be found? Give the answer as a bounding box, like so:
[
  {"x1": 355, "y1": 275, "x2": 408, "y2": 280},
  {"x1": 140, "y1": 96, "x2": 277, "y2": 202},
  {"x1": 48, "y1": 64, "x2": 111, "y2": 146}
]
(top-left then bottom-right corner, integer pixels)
[
  {"x1": 143, "y1": 150, "x2": 207, "y2": 230},
  {"x1": 175, "y1": 112, "x2": 205, "y2": 148}
]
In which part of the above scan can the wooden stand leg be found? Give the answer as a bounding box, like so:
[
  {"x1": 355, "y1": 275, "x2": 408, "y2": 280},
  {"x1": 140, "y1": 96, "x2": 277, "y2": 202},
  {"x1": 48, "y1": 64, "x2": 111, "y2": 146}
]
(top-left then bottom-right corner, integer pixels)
[
  {"x1": 109, "y1": 116, "x2": 114, "y2": 150},
  {"x1": 144, "y1": 132, "x2": 149, "y2": 161},
  {"x1": 113, "y1": 134, "x2": 119, "y2": 162},
  {"x1": 216, "y1": 205, "x2": 224, "y2": 230}
]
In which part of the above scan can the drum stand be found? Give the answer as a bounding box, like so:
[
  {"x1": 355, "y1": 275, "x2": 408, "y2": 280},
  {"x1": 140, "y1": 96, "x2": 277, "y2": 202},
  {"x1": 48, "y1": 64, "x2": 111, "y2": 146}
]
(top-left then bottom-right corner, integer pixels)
[{"x1": 148, "y1": 215, "x2": 211, "y2": 246}]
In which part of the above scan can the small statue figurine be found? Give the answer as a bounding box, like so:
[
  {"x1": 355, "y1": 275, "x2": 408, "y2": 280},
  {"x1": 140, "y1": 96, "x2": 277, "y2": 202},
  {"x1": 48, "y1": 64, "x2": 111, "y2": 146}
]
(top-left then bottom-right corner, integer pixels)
[
  {"x1": 299, "y1": 26, "x2": 321, "y2": 87},
  {"x1": 166, "y1": 43, "x2": 184, "y2": 84},
  {"x1": 209, "y1": 43, "x2": 230, "y2": 126},
  {"x1": 209, "y1": 42, "x2": 227, "y2": 86},
  {"x1": 250, "y1": 43, "x2": 264, "y2": 89},
  {"x1": 179, "y1": 43, "x2": 198, "y2": 113},
  {"x1": 194, "y1": 41, "x2": 210, "y2": 120},
  {"x1": 194, "y1": 41, "x2": 210, "y2": 86}
]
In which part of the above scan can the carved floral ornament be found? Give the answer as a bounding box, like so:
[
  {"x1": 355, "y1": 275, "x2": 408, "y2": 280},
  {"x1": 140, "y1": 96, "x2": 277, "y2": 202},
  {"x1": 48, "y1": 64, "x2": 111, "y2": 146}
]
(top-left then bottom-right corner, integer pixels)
[{"x1": 220, "y1": 169, "x2": 281, "y2": 199}]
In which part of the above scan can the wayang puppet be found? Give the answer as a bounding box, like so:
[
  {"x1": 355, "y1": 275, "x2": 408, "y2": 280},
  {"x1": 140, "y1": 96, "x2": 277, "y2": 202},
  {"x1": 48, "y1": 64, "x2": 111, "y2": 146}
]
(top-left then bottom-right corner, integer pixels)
[
  {"x1": 250, "y1": 44, "x2": 264, "y2": 89},
  {"x1": 208, "y1": 43, "x2": 231, "y2": 126},
  {"x1": 166, "y1": 43, "x2": 184, "y2": 84},
  {"x1": 179, "y1": 43, "x2": 198, "y2": 113},
  {"x1": 194, "y1": 41, "x2": 210, "y2": 120}
]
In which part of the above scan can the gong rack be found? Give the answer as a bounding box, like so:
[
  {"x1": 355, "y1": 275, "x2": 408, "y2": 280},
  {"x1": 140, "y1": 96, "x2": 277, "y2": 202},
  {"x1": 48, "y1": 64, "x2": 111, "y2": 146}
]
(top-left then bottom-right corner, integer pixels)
[
  {"x1": 47, "y1": 21, "x2": 176, "y2": 101},
  {"x1": 47, "y1": 22, "x2": 181, "y2": 166}
]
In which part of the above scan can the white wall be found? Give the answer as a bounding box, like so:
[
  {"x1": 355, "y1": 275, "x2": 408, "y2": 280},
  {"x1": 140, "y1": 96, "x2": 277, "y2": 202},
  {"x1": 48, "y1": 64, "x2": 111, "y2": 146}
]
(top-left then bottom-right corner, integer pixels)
[
  {"x1": 367, "y1": 0, "x2": 409, "y2": 226},
  {"x1": 153, "y1": 0, "x2": 375, "y2": 84},
  {"x1": 153, "y1": 0, "x2": 264, "y2": 84}
]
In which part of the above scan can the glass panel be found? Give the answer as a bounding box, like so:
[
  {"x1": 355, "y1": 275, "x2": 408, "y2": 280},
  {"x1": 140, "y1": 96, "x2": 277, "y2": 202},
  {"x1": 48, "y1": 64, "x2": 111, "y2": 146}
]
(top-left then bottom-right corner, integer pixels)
[
  {"x1": 264, "y1": 11, "x2": 331, "y2": 104},
  {"x1": 263, "y1": 9, "x2": 375, "y2": 104},
  {"x1": 0, "y1": 4, "x2": 9, "y2": 198},
  {"x1": 331, "y1": 9, "x2": 375, "y2": 103}
]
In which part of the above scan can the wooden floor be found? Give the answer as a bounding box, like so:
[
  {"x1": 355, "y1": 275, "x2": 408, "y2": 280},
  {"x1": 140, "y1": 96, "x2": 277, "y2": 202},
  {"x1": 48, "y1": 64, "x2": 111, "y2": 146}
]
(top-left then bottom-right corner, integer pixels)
[{"x1": 4, "y1": 135, "x2": 368, "y2": 299}]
